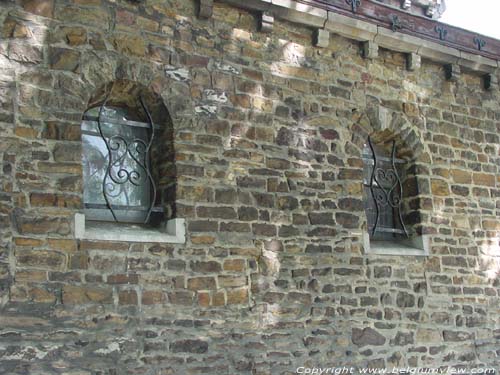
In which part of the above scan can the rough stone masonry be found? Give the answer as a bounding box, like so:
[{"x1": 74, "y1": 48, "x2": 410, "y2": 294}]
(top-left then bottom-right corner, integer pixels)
[{"x1": 0, "y1": 0, "x2": 499, "y2": 374}]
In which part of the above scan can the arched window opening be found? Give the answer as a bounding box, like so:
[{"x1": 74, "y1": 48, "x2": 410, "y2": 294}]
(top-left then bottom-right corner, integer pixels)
[
  {"x1": 362, "y1": 132, "x2": 427, "y2": 255},
  {"x1": 80, "y1": 80, "x2": 176, "y2": 231}
]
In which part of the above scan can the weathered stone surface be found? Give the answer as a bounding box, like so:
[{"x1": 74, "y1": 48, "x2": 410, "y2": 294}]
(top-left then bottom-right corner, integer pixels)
[
  {"x1": 22, "y1": 0, "x2": 54, "y2": 17},
  {"x1": 0, "y1": 0, "x2": 498, "y2": 372},
  {"x1": 352, "y1": 328, "x2": 386, "y2": 346},
  {"x1": 48, "y1": 47, "x2": 80, "y2": 72},
  {"x1": 170, "y1": 339, "x2": 208, "y2": 353}
]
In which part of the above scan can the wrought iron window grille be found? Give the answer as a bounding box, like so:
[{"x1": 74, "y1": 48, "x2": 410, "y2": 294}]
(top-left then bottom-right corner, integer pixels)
[
  {"x1": 363, "y1": 136, "x2": 409, "y2": 240},
  {"x1": 81, "y1": 96, "x2": 160, "y2": 225}
]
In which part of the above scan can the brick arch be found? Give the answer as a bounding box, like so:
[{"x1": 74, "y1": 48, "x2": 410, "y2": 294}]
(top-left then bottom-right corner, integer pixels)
[
  {"x1": 351, "y1": 104, "x2": 431, "y2": 165},
  {"x1": 77, "y1": 53, "x2": 197, "y2": 123}
]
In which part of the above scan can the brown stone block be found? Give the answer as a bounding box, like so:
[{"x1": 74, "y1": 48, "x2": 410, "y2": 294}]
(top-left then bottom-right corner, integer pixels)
[
  {"x1": 197, "y1": 291, "x2": 210, "y2": 307},
  {"x1": 30, "y1": 192, "x2": 81, "y2": 208},
  {"x1": 142, "y1": 290, "x2": 166, "y2": 305},
  {"x1": 56, "y1": 6, "x2": 108, "y2": 27},
  {"x1": 8, "y1": 41, "x2": 43, "y2": 64},
  {"x1": 22, "y1": 0, "x2": 54, "y2": 18},
  {"x1": 107, "y1": 274, "x2": 139, "y2": 284},
  {"x1": 61, "y1": 27, "x2": 87, "y2": 46},
  {"x1": 16, "y1": 249, "x2": 66, "y2": 270},
  {"x1": 473, "y1": 172, "x2": 495, "y2": 187},
  {"x1": 15, "y1": 216, "x2": 71, "y2": 236},
  {"x1": 451, "y1": 169, "x2": 471, "y2": 184},
  {"x1": 118, "y1": 290, "x2": 138, "y2": 305},
  {"x1": 252, "y1": 223, "x2": 276, "y2": 236},
  {"x1": 14, "y1": 270, "x2": 47, "y2": 282},
  {"x1": 212, "y1": 291, "x2": 225, "y2": 306},
  {"x1": 62, "y1": 285, "x2": 112, "y2": 304},
  {"x1": 223, "y1": 259, "x2": 245, "y2": 272},
  {"x1": 2, "y1": 18, "x2": 30, "y2": 39},
  {"x1": 112, "y1": 34, "x2": 146, "y2": 57},
  {"x1": 191, "y1": 235, "x2": 216, "y2": 245},
  {"x1": 482, "y1": 220, "x2": 500, "y2": 230},
  {"x1": 79, "y1": 240, "x2": 129, "y2": 251},
  {"x1": 14, "y1": 237, "x2": 44, "y2": 247},
  {"x1": 196, "y1": 206, "x2": 237, "y2": 220},
  {"x1": 48, "y1": 47, "x2": 80, "y2": 72},
  {"x1": 190, "y1": 261, "x2": 221, "y2": 273},
  {"x1": 167, "y1": 291, "x2": 194, "y2": 305},
  {"x1": 47, "y1": 238, "x2": 77, "y2": 252},
  {"x1": 431, "y1": 179, "x2": 450, "y2": 196},
  {"x1": 68, "y1": 254, "x2": 95, "y2": 270},
  {"x1": 11, "y1": 285, "x2": 56, "y2": 303},
  {"x1": 226, "y1": 287, "x2": 248, "y2": 305},
  {"x1": 42, "y1": 122, "x2": 81, "y2": 141},
  {"x1": 38, "y1": 162, "x2": 82, "y2": 175},
  {"x1": 187, "y1": 276, "x2": 216, "y2": 291},
  {"x1": 218, "y1": 275, "x2": 246, "y2": 288}
]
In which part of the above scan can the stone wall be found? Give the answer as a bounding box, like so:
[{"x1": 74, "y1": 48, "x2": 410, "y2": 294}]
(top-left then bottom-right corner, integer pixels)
[{"x1": 0, "y1": 0, "x2": 499, "y2": 373}]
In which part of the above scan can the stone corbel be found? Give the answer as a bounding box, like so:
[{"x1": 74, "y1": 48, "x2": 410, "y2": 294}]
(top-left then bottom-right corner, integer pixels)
[
  {"x1": 401, "y1": 0, "x2": 411, "y2": 10},
  {"x1": 444, "y1": 63, "x2": 460, "y2": 81},
  {"x1": 313, "y1": 29, "x2": 330, "y2": 48},
  {"x1": 198, "y1": 0, "x2": 213, "y2": 19},
  {"x1": 259, "y1": 11, "x2": 274, "y2": 33},
  {"x1": 425, "y1": 4, "x2": 437, "y2": 18},
  {"x1": 362, "y1": 41, "x2": 378, "y2": 59},
  {"x1": 484, "y1": 73, "x2": 498, "y2": 91},
  {"x1": 406, "y1": 53, "x2": 421, "y2": 71}
]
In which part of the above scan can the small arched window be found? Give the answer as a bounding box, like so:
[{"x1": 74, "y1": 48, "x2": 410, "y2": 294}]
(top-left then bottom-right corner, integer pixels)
[
  {"x1": 363, "y1": 136, "x2": 408, "y2": 241},
  {"x1": 82, "y1": 102, "x2": 157, "y2": 224},
  {"x1": 362, "y1": 134, "x2": 429, "y2": 255}
]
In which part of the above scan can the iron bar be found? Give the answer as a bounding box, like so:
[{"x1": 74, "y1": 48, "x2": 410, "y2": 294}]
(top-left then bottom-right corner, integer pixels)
[{"x1": 366, "y1": 136, "x2": 409, "y2": 239}]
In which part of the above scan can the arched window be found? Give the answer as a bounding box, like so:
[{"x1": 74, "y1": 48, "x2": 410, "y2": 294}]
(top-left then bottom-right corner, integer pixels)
[
  {"x1": 76, "y1": 80, "x2": 183, "y2": 243},
  {"x1": 362, "y1": 134, "x2": 429, "y2": 255}
]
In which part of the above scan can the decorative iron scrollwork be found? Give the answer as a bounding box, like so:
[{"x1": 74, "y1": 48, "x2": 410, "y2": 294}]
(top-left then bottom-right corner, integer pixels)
[
  {"x1": 346, "y1": 0, "x2": 361, "y2": 13},
  {"x1": 435, "y1": 25, "x2": 448, "y2": 41},
  {"x1": 390, "y1": 15, "x2": 403, "y2": 32},
  {"x1": 96, "y1": 95, "x2": 157, "y2": 224},
  {"x1": 364, "y1": 137, "x2": 408, "y2": 238},
  {"x1": 473, "y1": 37, "x2": 486, "y2": 51}
]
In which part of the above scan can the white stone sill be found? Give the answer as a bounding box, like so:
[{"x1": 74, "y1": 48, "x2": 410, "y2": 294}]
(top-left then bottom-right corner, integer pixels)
[
  {"x1": 361, "y1": 231, "x2": 430, "y2": 257},
  {"x1": 74, "y1": 213, "x2": 186, "y2": 243}
]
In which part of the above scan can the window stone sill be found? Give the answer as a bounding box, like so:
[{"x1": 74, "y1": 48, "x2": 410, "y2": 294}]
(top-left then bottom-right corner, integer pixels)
[
  {"x1": 362, "y1": 231, "x2": 430, "y2": 256},
  {"x1": 74, "y1": 213, "x2": 186, "y2": 244}
]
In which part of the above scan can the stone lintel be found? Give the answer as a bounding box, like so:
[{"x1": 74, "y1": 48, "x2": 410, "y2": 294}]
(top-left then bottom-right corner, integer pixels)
[
  {"x1": 198, "y1": 0, "x2": 213, "y2": 19},
  {"x1": 362, "y1": 41, "x2": 378, "y2": 60},
  {"x1": 259, "y1": 11, "x2": 274, "y2": 33},
  {"x1": 313, "y1": 29, "x2": 330, "y2": 48},
  {"x1": 216, "y1": 0, "x2": 499, "y2": 76},
  {"x1": 406, "y1": 53, "x2": 421, "y2": 71},
  {"x1": 444, "y1": 63, "x2": 460, "y2": 82}
]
